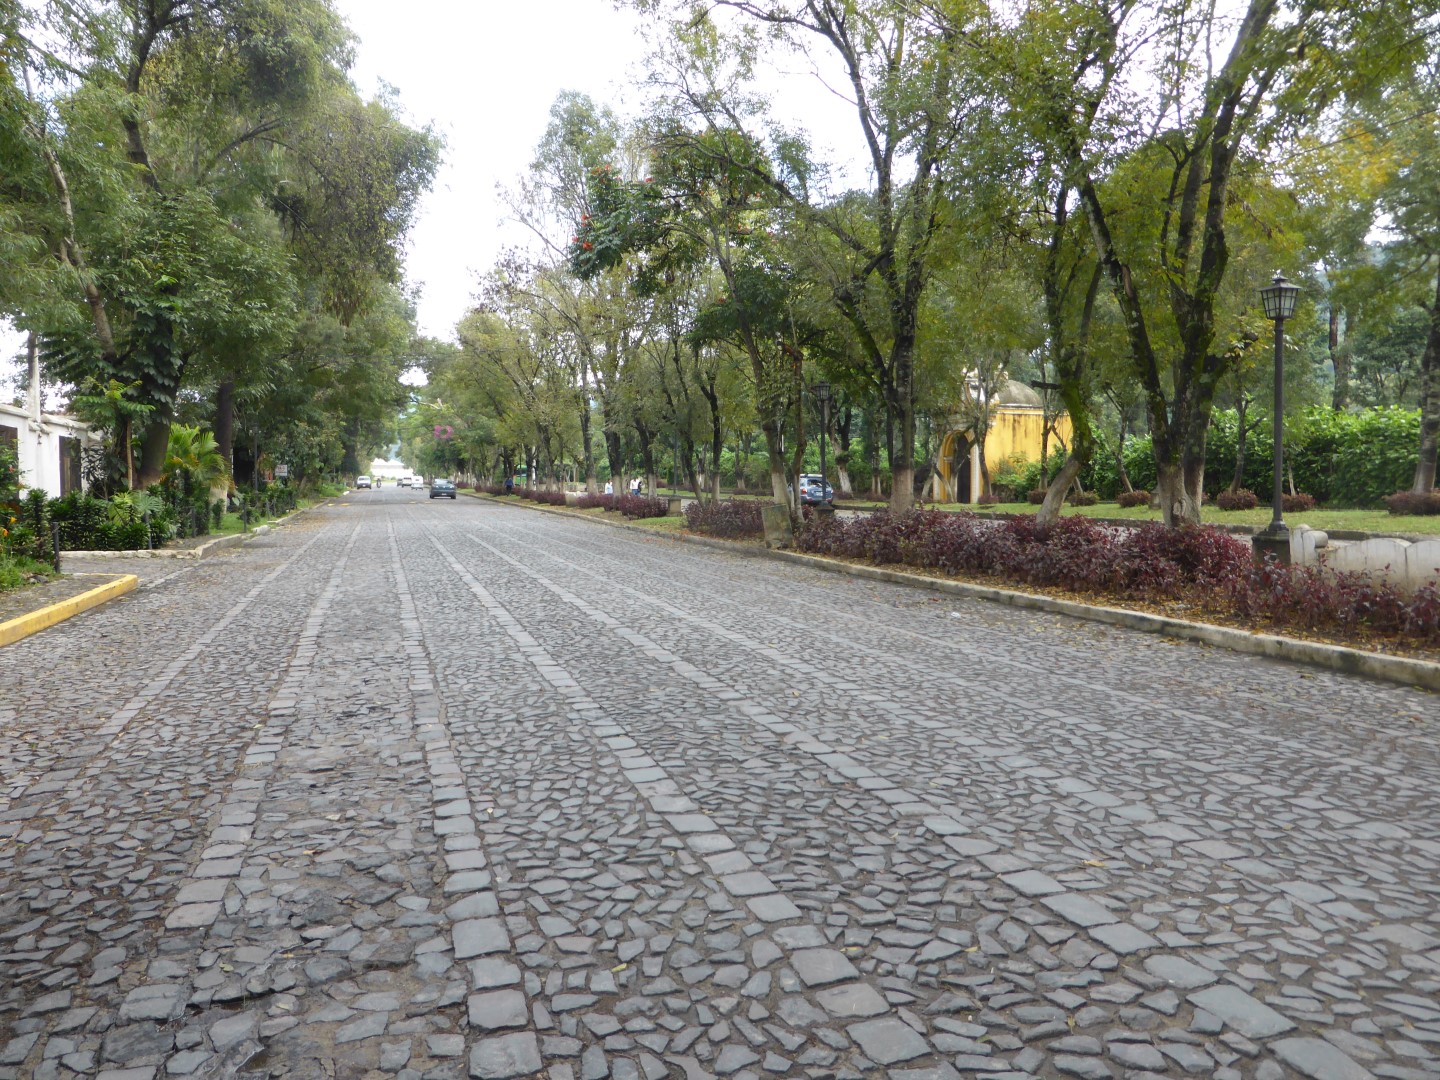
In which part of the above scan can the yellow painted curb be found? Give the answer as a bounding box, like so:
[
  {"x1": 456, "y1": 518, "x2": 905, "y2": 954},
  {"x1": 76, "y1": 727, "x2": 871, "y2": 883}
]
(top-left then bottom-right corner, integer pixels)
[{"x1": 0, "y1": 574, "x2": 138, "y2": 647}]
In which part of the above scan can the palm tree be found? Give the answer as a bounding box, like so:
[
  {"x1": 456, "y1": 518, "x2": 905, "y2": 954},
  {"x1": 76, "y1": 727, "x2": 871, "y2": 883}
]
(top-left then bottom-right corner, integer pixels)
[{"x1": 165, "y1": 425, "x2": 229, "y2": 491}]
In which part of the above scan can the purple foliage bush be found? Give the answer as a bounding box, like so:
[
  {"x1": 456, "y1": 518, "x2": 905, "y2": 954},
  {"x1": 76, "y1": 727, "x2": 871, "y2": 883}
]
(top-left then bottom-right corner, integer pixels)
[
  {"x1": 798, "y1": 510, "x2": 1250, "y2": 597},
  {"x1": 1216, "y1": 488, "x2": 1259, "y2": 511},
  {"x1": 1228, "y1": 563, "x2": 1440, "y2": 640},
  {"x1": 684, "y1": 499, "x2": 764, "y2": 538},
  {"x1": 1283, "y1": 492, "x2": 1317, "y2": 512},
  {"x1": 616, "y1": 495, "x2": 668, "y2": 519},
  {"x1": 793, "y1": 509, "x2": 1440, "y2": 644},
  {"x1": 1384, "y1": 490, "x2": 1440, "y2": 516},
  {"x1": 1067, "y1": 490, "x2": 1099, "y2": 506},
  {"x1": 575, "y1": 493, "x2": 614, "y2": 510},
  {"x1": 1116, "y1": 489, "x2": 1150, "y2": 508}
]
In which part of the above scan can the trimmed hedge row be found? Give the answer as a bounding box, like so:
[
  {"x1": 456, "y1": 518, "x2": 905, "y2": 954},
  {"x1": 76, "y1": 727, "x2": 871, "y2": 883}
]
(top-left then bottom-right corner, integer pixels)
[{"x1": 794, "y1": 509, "x2": 1440, "y2": 644}]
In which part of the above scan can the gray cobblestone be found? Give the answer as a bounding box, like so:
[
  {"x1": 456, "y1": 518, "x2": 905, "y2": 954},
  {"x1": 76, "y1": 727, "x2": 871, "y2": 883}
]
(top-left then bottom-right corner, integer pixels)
[{"x1": 3, "y1": 494, "x2": 1437, "y2": 1079}]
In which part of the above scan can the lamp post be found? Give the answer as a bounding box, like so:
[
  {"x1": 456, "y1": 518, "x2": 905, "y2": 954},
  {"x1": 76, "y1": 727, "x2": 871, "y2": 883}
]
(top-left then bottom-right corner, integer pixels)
[
  {"x1": 1253, "y1": 272, "x2": 1301, "y2": 565},
  {"x1": 812, "y1": 381, "x2": 834, "y2": 516}
]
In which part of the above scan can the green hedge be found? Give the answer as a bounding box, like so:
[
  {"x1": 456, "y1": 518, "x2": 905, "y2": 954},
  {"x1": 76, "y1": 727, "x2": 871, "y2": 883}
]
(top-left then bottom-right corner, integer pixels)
[{"x1": 1053, "y1": 406, "x2": 1420, "y2": 507}]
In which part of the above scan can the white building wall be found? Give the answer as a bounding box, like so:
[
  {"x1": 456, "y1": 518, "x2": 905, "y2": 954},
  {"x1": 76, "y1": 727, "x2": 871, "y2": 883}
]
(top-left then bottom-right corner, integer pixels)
[{"x1": 0, "y1": 402, "x2": 101, "y2": 498}]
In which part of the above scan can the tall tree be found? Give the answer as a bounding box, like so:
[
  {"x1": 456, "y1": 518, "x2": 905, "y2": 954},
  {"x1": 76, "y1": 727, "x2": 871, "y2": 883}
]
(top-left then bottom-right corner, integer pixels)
[
  {"x1": 993, "y1": 0, "x2": 1436, "y2": 524},
  {"x1": 631, "y1": 1, "x2": 987, "y2": 512}
]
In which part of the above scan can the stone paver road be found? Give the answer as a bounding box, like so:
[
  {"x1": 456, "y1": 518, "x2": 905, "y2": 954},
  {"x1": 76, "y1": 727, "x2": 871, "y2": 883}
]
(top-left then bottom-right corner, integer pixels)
[{"x1": 3, "y1": 490, "x2": 1438, "y2": 1080}]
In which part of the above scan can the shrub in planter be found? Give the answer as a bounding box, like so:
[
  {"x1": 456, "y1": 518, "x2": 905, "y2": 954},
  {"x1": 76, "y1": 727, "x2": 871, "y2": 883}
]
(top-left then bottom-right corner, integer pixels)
[
  {"x1": 1027, "y1": 488, "x2": 1048, "y2": 504},
  {"x1": 1066, "y1": 490, "x2": 1099, "y2": 507},
  {"x1": 684, "y1": 498, "x2": 765, "y2": 538},
  {"x1": 1282, "y1": 492, "x2": 1317, "y2": 513},
  {"x1": 616, "y1": 495, "x2": 667, "y2": 519},
  {"x1": 1216, "y1": 488, "x2": 1259, "y2": 511},
  {"x1": 1383, "y1": 490, "x2": 1440, "y2": 516},
  {"x1": 1115, "y1": 489, "x2": 1150, "y2": 509}
]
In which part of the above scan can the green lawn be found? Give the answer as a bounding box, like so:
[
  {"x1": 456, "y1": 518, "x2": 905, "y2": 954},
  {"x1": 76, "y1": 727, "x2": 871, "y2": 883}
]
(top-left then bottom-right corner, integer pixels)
[{"x1": 924, "y1": 501, "x2": 1440, "y2": 537}]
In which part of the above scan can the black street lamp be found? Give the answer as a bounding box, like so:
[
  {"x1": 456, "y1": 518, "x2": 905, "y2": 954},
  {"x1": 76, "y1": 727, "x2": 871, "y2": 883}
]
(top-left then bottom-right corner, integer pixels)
[
  {"x1": 1254, "y1": 272, "x2": 1301, "y2": 564},
  {"x1": 812, "y1": 381, "x2": 834, "y2": 516}
]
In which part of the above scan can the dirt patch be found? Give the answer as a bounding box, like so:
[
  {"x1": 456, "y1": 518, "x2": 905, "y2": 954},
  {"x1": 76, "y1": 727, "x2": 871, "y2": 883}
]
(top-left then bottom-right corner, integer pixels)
[{"x1": 0, "y1": 575, "x2": 118, "y2": 626}]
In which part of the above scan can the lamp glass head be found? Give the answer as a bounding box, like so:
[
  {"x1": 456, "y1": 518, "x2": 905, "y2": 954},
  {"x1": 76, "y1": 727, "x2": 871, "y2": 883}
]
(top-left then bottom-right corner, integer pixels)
[{"x1": 1260, "y1": 273, "x2": 1300, "y2": 320}]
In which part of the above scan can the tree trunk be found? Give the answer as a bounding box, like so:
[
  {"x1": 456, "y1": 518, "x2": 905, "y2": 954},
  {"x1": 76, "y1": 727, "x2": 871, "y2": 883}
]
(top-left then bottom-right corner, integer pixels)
[
  {"x1": 137, "y1": 419, "x2": 171, "y2": 487},
  {"x1": 1037, "y1": 456, "x2": 1082, "y2": 524},
  {"x1": 1330, "y1": 305, "x2": 1352, "y2": 412},
  {"x1": 704, "y1": 372, "x2": 724, "y2": 502},
  {"x1": 762, "y1": 420, "x2": 789, "y2": 507},
  {"x1": 1412, "y1": 268, "x2": 1440, "y2": 493},
  {"x1": 604, "y1": 428, "x2": 624, "y2": 499},
  {"x1": 215, "y1": 379, "x2": 235, "y2": 474},
  {"x1": 580, "y1": 361, "x2": 598, "y2": 494},
  {"x1": 833, "y1": 405, "x2": 854, "y2": 499},
  {"x1": 1155, "y1": 451, "x2": 1206, "y2": 526},
  {"x1": 636, "y1": 421, "x2": 656, "y2": 497},
  {"x1": 886, "y1": 340, "x2": 919, "y2": 514},
  {"x1": 1230, "y1": 394, "x2": 1249, "y2": 493},
  {"x1": 1037, "y1": 377, "x2": 1097, "y2": 525}
]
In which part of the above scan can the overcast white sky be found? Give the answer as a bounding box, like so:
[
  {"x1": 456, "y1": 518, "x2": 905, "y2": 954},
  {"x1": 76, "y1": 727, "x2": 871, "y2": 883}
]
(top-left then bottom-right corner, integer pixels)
[
  {"x1": 337, "y1": 0, "x2": 654, "y2": 341},
  {"x1": 339, "y1": 0, "x2": 861, "y2": 342}
]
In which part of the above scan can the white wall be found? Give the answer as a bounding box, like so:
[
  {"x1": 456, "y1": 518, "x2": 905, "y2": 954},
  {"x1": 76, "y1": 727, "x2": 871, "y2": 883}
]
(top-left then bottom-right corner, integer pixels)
[{"x1": 0, "y1": 403, "x2": 101, "y2": 498}]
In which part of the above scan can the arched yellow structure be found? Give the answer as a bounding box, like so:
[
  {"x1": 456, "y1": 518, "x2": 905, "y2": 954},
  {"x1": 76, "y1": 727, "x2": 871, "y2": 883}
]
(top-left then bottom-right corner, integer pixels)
[{"x1": 935, "y1": 380, "x2": 1072, "y2": 504}]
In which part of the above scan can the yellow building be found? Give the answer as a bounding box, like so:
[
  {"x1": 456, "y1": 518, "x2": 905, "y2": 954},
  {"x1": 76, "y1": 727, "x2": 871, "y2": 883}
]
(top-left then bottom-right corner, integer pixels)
[{"x1": 935, "y1": 380, "x2": 1072, "y2": 503}]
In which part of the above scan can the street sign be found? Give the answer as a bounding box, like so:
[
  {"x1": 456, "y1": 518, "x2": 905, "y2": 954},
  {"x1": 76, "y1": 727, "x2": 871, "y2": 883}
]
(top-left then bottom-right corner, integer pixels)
[{"x1": 275, "y1": 464, "x2": 288, "y2": 478}]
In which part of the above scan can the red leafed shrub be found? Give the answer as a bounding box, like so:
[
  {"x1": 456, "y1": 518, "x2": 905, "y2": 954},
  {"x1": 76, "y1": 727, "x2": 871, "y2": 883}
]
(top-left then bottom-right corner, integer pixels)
[
  {"x1": 790, "y1": 508, "x2": 1440, "y2": 644},
  {"x1": 1283, "y1": 492, "x2": 1316, "y2": 512},
  {"x1": 1067, "y1": 490, "x2": 1099, "y2": 506},
  {"x1": 1027, "y1": 488, "x2": 1048, "y2": 504},
  {"x1": 1116, "y1": 489, "x2": 1150, "y2": 509},
  {"x1": 794, "y1": 510, "x2": 1252, "y2": 598},
  {"x1": 1228, "y1": 562, "x2": 1440, "y2": 640},
  {"x1": 1119, "y1": 522, "x2": 1253, "y2": 592},
  {"x1": 1384, "y1": 490, "x2": 1440, "y2": 516},
  {"x1": 575, "y1": 493, "x2": 614, "y2": 510},
  {"x1": 977, "y1": 492, "x2": 1002, "y2": 505},
  {"x1": 526, "y1": 489, "x2": 567, "y2": 506},
  {"x1": 684, "y1": 498, "x2": 764, "y2": 537},
  {"x1": 1216, "y1": 488, "x2": 1259, "y2": 511},
  {"x1": 616, "y1": 495, "x2": 668, "y2": 519}
]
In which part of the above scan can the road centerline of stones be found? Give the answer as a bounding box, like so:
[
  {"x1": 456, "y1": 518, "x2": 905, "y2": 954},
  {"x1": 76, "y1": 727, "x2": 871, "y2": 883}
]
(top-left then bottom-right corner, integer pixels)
[
  {"x1": 154, "y1": 519, "x2": 365, "y2": 941},
  {"x1": 385, "y1": 515, "x2": 546, "y2": 1080},
  {"x1": 414, "y1": 517, "x2": 940, "y2": 1072}
]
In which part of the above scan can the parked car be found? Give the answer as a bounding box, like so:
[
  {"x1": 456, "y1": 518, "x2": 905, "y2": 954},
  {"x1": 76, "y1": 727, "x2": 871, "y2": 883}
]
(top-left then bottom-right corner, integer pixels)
[
  {"x1": 793, "y1": 474, "x2": 834, "y2": 505},
  {"x1": 355, "y1": 475, "x2": 372, "y2": 489},
  {"x1": 429, "y1": 478, "x2": 457, "y2": 499},
  {"x1": 397, "y1": 476, "x2": 410, "y2": 488}
]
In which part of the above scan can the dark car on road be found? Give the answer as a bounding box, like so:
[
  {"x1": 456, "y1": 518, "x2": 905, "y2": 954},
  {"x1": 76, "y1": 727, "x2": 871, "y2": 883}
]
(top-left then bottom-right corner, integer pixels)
[{"x1": 430, "y1": 478, "x2": 457, "y2": 499}]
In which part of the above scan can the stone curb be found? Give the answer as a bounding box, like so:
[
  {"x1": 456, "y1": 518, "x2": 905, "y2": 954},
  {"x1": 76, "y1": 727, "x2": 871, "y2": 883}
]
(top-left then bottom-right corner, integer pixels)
[
  {"x1": 0, "y1": 574, "x2": 138, "y2": 648},
  {"x1": 467, "y1": 491, "x2": 1440, "y2": 693}
]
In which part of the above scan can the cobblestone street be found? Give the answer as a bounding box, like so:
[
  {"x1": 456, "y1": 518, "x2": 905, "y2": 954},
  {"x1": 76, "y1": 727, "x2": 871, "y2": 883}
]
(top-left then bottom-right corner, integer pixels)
[{"x1": 3, "y1": 491, "x2": 1438, "y2": 1080}]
